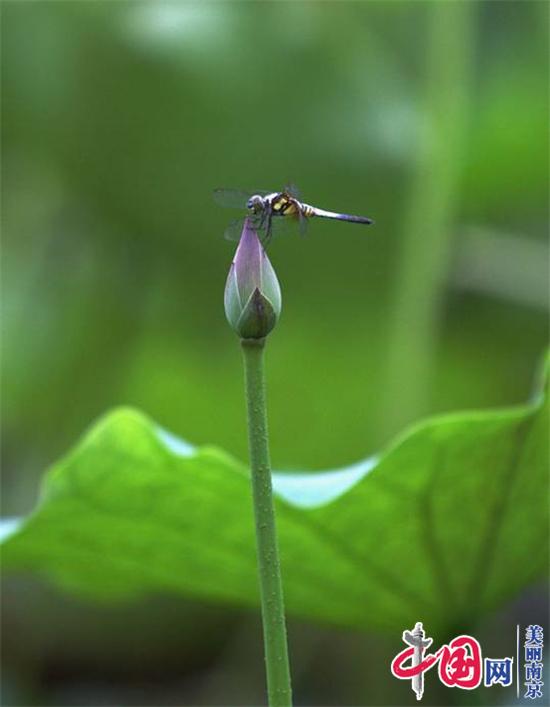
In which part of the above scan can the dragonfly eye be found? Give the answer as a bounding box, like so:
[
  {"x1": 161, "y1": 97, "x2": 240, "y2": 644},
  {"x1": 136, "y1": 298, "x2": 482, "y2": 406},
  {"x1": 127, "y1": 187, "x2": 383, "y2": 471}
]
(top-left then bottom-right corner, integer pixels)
[{"x1": 247, "y1": 195, "x2": 262, "y2": 212}]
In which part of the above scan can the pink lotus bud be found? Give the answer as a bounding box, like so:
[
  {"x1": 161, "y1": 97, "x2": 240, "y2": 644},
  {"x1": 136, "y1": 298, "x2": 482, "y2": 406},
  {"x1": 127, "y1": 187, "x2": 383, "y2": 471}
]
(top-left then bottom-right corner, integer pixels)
[{"x1": 224, "y1": 219, "x2": 282, "y2": 339}]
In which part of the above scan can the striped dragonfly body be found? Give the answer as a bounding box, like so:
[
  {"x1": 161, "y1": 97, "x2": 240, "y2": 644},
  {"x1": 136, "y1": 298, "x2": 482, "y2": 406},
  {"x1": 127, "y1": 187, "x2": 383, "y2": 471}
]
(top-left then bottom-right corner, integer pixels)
[
  {"x1": 214, "y1": 186, "x2": 374, "y2": 242},
  {"x1": 307, "y1": 204, "x2": 374, "y2": 224}
]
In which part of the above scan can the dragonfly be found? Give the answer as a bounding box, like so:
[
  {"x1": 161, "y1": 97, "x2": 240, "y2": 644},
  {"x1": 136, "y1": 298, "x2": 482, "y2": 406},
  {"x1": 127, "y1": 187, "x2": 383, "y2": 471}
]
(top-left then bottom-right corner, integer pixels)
[{"x1": 213, "y1": 184, "x2": 374, "y2": 242}]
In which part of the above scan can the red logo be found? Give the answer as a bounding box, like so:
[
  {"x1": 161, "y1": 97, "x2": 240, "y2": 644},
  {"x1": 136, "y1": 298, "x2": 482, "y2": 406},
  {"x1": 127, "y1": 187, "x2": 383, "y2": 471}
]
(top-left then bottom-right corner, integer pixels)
[{"x1": 391, "y1": 623, "x2": 485, "y2": 700}]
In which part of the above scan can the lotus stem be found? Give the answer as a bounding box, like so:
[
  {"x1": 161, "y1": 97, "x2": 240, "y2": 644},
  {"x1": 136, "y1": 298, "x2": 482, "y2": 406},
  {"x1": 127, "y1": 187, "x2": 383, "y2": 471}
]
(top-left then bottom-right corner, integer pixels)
[{"x1": 241, "y1": 337, "x2": 292, "y2": 707}]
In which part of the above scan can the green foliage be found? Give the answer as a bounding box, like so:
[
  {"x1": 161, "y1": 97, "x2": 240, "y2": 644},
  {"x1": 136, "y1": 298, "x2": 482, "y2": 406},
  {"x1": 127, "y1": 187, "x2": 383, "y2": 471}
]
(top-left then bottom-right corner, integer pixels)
[
  {"x1": 2, "y1": 367, "x2": 547, "y2": 634},
  {"x1": 3, "y1": 1, "x2": 548, "y2": 489}
]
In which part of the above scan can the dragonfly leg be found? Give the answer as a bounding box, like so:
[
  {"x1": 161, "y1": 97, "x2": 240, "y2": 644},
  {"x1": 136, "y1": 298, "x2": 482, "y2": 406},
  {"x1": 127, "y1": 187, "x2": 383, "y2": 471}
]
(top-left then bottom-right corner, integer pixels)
[
  {"x1": 259, "y1": 207, "x2": 273, "y2": 244},
  {"x1": 264, "y1": 214, "x2": 274, "y2": 244}
]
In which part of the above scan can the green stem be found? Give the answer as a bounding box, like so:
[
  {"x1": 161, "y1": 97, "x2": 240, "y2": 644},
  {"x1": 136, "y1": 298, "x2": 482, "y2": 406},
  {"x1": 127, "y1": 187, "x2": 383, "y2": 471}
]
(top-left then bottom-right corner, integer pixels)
[
  {"x1": 241, "y1": 338, "x2": 292, "y2": 707},
  {"x1": 380, "y1": 1, "x2": 475, "y2": 437}
]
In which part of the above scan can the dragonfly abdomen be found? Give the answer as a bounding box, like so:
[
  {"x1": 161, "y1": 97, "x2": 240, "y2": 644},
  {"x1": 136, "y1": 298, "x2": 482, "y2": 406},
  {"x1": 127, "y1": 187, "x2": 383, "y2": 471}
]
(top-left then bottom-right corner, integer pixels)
[
  {"x1": 300, "y1": 203, "x2": 316, "y2": 218},
  {"x1": 309, "y1": 205, "x2": 373, "y2": 225}
]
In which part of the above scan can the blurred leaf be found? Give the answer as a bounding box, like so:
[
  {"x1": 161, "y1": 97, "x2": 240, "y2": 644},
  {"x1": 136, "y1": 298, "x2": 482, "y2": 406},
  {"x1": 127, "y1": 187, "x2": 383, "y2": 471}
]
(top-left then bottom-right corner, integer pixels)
[{"x1": 1, "y1": 362, "x2": 547, "y2": 633}]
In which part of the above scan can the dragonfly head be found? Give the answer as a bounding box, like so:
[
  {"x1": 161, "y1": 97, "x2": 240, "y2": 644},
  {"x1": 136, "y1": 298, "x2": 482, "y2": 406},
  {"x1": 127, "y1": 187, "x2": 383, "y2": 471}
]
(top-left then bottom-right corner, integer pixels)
[{"x1": 247, "y1": 194, "x2": 264, "y2": 213}]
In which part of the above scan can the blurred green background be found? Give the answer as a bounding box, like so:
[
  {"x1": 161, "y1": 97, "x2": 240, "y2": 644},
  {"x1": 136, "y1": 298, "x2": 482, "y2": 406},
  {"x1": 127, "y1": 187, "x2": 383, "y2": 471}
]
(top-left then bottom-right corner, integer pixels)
[{"x1": 2, "y1": 1, "x2": 548, "y2": 705}]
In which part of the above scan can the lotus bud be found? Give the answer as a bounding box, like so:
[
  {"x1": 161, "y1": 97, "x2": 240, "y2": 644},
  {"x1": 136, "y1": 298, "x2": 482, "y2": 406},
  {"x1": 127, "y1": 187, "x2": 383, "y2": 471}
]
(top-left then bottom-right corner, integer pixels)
[{"x1": 224, "y1": 219, "x2": 282, "y2": 340}]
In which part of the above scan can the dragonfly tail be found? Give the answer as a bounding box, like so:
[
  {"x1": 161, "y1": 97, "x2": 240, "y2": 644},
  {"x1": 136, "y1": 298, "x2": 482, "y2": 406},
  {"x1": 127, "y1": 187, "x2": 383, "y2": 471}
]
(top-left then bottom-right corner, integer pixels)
[{"x1": 311, "y1": 206, "x2": 374, "y2": 225}]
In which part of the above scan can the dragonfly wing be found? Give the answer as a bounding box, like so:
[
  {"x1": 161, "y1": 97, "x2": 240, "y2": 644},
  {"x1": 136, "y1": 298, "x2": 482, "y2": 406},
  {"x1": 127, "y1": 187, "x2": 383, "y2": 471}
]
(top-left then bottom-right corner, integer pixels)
[
  {"x1": 213, "y1": 188, "x2": 272, "y2": 209},
  {"x1": 222, "y1": 212, "x2": 270, "y2": 243},
  {"x1": 223, "y1": 217, "x2": 246, "y2": 242},
  {"x1": 213, "y1": 189, "x2": 251, "y2": 209},
  {"x1": 284, "y1": 182, "x2": 301, "y2": 199},
  {"x1": 268, "y1": 214, "x2": 302, "y2": 240},
  {"x1": 222, "y1": 212, "x2": 302, "y2": 244}
]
